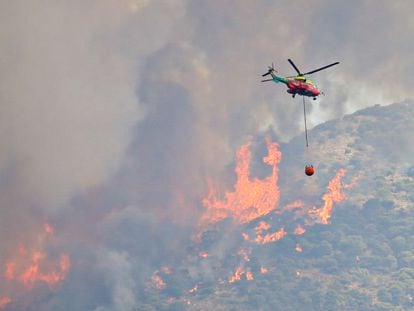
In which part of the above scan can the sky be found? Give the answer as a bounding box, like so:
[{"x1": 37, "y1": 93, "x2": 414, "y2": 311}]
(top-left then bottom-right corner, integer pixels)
[{"x1": 0, "y1": 0, "x2": 413, "y2": 310}]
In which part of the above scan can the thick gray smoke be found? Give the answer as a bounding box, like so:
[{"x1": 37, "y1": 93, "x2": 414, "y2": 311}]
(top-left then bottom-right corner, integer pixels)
[{"x1": 1, "y1": 0, "x2": 413, "y2": 309}]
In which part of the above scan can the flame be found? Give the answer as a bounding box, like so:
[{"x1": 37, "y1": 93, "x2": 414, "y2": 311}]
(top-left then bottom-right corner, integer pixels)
[
  {"x1": 260, "y1": 267, "x2": 269, "y2": 274},
  {"x1": 294, "y1": 224, "x2": 306, "y2": 235},
  {"x1": 255, "y1": 221, "x2": 271, "y2": 235},
  {"x1": 43, "y1": 223, "x2": 55, "y2": 235},
  {"x1": 44, "y1": 255, "x2": 70, "y2": 285},
  {"x1": 229, "y1": 266, "x2": 244, "y2": 283},
  {"x1": 0, "y1": 297, "x2": 10, "y2": 310},
  {"x1": 151, "y1": 272, "x2": 166, "y2": 290},
  {"x1": 315, "y1": 169, "x2": 346, "y2": 224},
  {"x1": 344, "y1": 173, "x2": 362, "y2": 189},
  {"x1": 188, "y1": 284, "x2": 198, "y2": 294},
  {"x1": 255, "y1": 227, "x2": 286, "y2": 244},
  {"x1": 284, "y1": 200, "x2": 304, "y2": 211},
  {"x1": 4, "y1": 225, "x2": 70, "y2": 289},
  {"x1": 242, "y1": 233, "x2": 250, "y2": 241},
  {"x1": 202, "y1": 137, "x2": 281, "y2": 225},
  {"x1": 197, "y1": 137, "x2": 359, "y2": 290},
  {"x1": 238, "y1": 247, "x2": 251, "y2": 262},
  {"x1": 198, "y1": 251, "x2": 209, "y2": 258},
  {"x1": 246, "y1": 270, "x2": 254, "y2": 281},
  {"x1": 15, "y1": 253, "x2": 70, "y2": 288},
  {"x1": 252, "y1": 222, "x2": 288, "y2": 245},
  {"x1": 19, "y1": 252, "x2": 44, "y2": 285},
  {"x1": 5, "y1": 261, "x2": 15, "y2": 280},
  {"x1": 228, "y1": 266, "x2": 255, "y2": 283}
]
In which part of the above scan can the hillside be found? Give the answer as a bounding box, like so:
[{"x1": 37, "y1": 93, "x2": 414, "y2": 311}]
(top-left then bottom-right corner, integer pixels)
[{"x1": 140, "y1": 101, "x2": 414, "y2": 311}]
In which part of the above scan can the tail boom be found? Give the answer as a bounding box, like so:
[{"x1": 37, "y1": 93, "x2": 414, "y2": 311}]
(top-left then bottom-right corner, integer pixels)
[{"x1": 271, "y1": 75, "x2": 289, "y2": 84}]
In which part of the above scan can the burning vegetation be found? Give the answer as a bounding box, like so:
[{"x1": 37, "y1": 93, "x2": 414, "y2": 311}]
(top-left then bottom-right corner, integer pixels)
[
  {"x1": 0, "y1": 297, "x2": 10, "y2": 310},
  {"x1": 314, "y1": 168, "x2": 347, "y2": 224},
  {"x1": 201, "y1": 137, "x2": 352, "y2": 232},
  {"x1": 147, "y1": 136, "x2": 360, "y2": 302},
  {"x1": 201, "y1": 137, "x2": 282, "y2": 225},
  {"x1": 150, "y1": 271, "x2": 167, "y2": 290},
  {"x1": 193, "y1": 137, "x2": 357, "y2": 287},
  {"x1": 0, "y1": 223, "x2": 70, "y2": 308}
]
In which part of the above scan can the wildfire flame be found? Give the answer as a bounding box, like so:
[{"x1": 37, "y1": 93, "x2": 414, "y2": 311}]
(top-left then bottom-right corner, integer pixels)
[
  {"x1": 255, "y1": 221, "x2": 271, "y2": 235},
  {"x1": 198, "y1": 251, "x2": 209, "y2": 258},
  {"x1": 260, "y1": 267, "x2": 269, "y2": 274},
  {"x1": 344, "y1": 173, "x2": 362, "y2": 189},
  {"x1": 43, "y1": 223, "x2": 55, "y2": 235},
  {"x1": 202, "y1": 137, "x2": 281, "y2": 225},
  {"x1": 0, "y1": 224, "x2": 70, "y2": 309},
  {"x1": 238, "y1": 247, "x2": 251, "y2": 262},
  {"x1": 314, "y1": 169, "x2": 346, "y2": 224},
  {"x1": 284, "y1": 200, "x2": 304, "y2": 211},
  {"x1": 229, "y1": 266, "x2": 244, "y2": 283},
  {"x1": 294, "y1": 224, "x2": 306, "y2": 235},
  {"x1": 0, "y1": 297, "x2": 11, "y2": 310},
  {"x1": 242, "y1": 233, "x2": 250, "y2": 241},
  {"x1": 188, "y1": 284, "x2": 198, "y2": 294},
  {"x1": 246, "y1": 270, "x2": 254, "y2": 281},
  {"x1": 15, "y1": 253, "x2": 70, "y2": 288},
  {"x1": 5, "y1": 262, "x2": 15, "y2": 280},
  {"x1": 3, "y1": 225, "x2": 70, "y2": 289},
  {"x1": 151, "y1": 272, "x2": 166, "y2": 290},
  {"x1": 197, "y1": 137, "x2": 359, "y2": 290},
  {"x1": 228, "y1": 266, "x2": 254, "y2": 283},
  {"x1": 255, "y1": 227, "x2": 286, "y2": 244}
]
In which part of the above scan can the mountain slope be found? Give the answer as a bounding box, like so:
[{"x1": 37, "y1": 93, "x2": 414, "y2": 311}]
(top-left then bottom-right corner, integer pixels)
[{"x1": 142, "y1": 101, "x2": 414, "y2": 311}]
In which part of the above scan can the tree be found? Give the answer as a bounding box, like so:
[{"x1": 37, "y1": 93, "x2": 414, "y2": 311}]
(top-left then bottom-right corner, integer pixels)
[{"x1": 323, "y1": 290, "x2": 343, "y2": 311}]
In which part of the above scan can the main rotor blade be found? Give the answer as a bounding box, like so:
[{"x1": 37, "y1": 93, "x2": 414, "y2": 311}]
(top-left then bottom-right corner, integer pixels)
[
  {"x1": 288, "y1": 59, "x2": 302, "y2": 75},
  {"x1": 303, "y1": 62, "x2": 339, "y2": 75},
  {"x1": 261, "y1": 79, "x2": 273, "y2": 82},
  {"x1": 262, "y1": 72, "x2": 271, "y2": 77}
]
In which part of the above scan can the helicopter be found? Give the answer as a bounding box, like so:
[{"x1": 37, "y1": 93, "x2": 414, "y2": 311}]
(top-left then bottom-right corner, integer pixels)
[
  {"x1": 261, "y1": 59, "x2": 339, "y2": 100},
  {"x1": 261, "y1": 59, "x2": 339, "y2": 176}
]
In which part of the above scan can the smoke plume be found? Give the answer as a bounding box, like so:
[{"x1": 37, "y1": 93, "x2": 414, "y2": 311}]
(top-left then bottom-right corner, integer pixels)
[{"x1": 1, "y1": 0, "x2": 413, "y2": 309}]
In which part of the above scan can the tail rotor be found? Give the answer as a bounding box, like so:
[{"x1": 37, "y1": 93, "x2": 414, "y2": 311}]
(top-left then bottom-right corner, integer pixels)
[{"x1": 261, "y1": 63, "x2": 277, "y2": 82}]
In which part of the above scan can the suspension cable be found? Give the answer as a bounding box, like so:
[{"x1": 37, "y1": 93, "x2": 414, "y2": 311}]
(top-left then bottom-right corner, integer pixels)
[{"x1": 303, "y1": 96, "x2": 309, "y2": 148}]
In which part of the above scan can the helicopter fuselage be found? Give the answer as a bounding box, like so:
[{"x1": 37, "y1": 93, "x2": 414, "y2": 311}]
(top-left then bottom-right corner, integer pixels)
[
  {"x1": 286, "y1": 79, "x2": 320, "y2": 98},
  {"x1": 270, "y1": 75, "x2": 320, "y2": 99}
]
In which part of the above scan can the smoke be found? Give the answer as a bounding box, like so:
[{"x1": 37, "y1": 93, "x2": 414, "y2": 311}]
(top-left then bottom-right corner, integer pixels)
[
  {"x1": 1, "y1": 0, "x2": 413, "y2": 309},
  {"x1": 0, "y1": 1, "x2": 140, "y2": 211},
  {"x1": 93, "y1": 250, "x2": 137, "y2": 311},
  {"x1": 305, "y1": 1, "x2": 414, "y2": 122}
]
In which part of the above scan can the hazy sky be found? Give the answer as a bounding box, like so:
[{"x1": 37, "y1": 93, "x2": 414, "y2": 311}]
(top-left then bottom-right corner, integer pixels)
[{"x1": 0, "y1": 0, "x2": 413, "y2": 309}]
